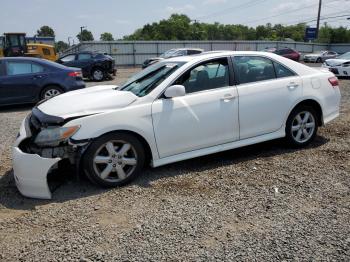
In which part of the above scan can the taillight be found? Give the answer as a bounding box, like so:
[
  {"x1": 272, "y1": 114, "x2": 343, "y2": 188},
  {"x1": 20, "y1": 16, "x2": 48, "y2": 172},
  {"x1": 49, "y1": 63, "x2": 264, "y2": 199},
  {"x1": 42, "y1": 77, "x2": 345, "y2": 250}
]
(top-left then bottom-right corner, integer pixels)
[
  {"x1": 328, "y1": 76, "x2": 339, "y2": 87},
  {"x1": 68, "y1": 71, "x2": 82, "y2": 77}
]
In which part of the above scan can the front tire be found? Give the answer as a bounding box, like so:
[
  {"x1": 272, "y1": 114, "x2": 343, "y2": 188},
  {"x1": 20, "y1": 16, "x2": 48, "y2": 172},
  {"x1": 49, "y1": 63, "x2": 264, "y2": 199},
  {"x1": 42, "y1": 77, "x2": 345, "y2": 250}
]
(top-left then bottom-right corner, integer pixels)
[
  {"x1": 91, "y1": 68, "x2": 105, "y2": 81},
  {"x1": 83, "y1": 132, "x2": 145, "y2": 187},
  {"x1": 316, "y1": 57, "x2": 322, "y2": 63},
  {"x1": 285, "y1": 106, "x2": 318, "y2": 147}
]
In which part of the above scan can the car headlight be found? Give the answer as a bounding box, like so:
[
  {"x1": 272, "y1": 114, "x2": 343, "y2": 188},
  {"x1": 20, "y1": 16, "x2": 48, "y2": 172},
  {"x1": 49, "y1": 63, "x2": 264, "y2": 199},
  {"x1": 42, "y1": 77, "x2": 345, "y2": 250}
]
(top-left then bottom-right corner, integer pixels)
[{"x1": 34, "y1": 125, "x2": 80, "y2": 146}]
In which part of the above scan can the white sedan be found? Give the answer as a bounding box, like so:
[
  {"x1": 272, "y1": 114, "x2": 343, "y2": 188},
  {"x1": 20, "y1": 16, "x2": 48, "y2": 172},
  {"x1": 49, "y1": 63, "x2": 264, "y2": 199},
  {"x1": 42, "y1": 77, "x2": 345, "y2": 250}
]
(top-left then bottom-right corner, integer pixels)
[
  {"x1": 13, "y1": 51, "x2": 341, "y2": 199},
  {"x1": 322, "y1": 52, "x2": 350, "y2": 77}
]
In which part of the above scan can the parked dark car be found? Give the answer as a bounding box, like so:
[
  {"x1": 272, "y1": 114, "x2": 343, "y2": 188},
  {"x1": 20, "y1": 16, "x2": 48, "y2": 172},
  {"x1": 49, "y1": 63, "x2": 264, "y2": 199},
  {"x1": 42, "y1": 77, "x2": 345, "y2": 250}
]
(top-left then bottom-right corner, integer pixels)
[
  {"x1": 142, "y1": 48, "x2": 203, "y2": 68},
  {"x1": 57, "y1": 51, "x2": 116, "y2": 81},
  {"x1": 0, "y1": 57, "x2": 85, "y2": 106},
  {"x1": 264, "y1": 47, "x2": 301, "y2": 61}
]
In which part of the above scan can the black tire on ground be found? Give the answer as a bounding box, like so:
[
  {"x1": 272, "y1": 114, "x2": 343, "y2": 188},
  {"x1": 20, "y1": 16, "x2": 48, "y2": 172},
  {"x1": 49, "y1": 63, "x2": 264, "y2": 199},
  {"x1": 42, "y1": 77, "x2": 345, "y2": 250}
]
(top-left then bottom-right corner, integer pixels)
[
  {"x1": 316, "y1": 57, "x2": 322, "y2": 63},
  {"x1": 91, "y1": 68, "x2": 105, "y2": 81},
  {"x1": 40, "y1": 85, "x2": 64, "y2": 100},
  {"x1": 83, "y1": 132, "x2": 145, "y2": 188},
  {"x1": 285, "y1": 105, "x2": 319, "y2": 148}
]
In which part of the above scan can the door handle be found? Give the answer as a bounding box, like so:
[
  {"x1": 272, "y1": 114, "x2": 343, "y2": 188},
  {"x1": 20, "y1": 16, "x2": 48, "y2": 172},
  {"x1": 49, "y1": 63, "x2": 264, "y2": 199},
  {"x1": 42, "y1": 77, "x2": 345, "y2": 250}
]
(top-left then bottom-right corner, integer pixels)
[
  {"x1": 287, "y1": 82, "x2": 299, "y2": 90},
  {"x1": 32, "y1": 75, "x2": 44, "y2": 80},
  {"x1": 220, "y1": 94, "x2": 236, "y2": 101}
]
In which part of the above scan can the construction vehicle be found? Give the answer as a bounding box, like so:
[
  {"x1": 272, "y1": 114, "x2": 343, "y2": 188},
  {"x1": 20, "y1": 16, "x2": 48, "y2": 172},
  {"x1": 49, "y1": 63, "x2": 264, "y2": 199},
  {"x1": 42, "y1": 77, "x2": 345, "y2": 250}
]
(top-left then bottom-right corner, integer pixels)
[{"x1": 0, "y1": 33, "x2": 58, "y2": 61}]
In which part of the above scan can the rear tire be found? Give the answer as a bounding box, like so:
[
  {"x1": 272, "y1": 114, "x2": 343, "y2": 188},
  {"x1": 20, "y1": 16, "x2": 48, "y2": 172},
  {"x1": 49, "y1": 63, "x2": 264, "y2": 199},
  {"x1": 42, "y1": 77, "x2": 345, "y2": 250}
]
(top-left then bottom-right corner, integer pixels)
[
  {"x1": 316, "y1": 57, "x2": 322, "y2": 63},
  {"x1": 285, "y1": 106, "x2": 318, "y2": 148},
  {"x1": 40, "y1": 86, "x2": 63, "y2": 100},
  {"x1": 83, "y1": 132, "x2": 145, "y2": 188}
]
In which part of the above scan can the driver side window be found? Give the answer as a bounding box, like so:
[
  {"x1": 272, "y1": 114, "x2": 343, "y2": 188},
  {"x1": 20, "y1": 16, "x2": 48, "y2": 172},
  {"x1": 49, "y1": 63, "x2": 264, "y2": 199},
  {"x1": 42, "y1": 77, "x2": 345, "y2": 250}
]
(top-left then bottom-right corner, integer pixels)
[{"x1": 175, "y1": 58, "x2": 230, "y2": 94}]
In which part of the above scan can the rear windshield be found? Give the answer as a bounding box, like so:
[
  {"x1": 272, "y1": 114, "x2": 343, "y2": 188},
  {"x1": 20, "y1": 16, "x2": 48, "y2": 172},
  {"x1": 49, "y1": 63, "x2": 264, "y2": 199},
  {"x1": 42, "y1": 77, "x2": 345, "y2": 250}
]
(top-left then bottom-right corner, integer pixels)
[{"x1": 120, "y1": 61, "x2": 185, "y2": 97}]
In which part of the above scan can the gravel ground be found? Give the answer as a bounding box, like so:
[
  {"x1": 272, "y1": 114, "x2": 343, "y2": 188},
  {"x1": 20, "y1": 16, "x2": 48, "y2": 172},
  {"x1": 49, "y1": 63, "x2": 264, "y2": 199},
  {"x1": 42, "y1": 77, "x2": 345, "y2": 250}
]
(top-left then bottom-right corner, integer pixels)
[{"x1": 0, "y1": 65, "x2": 349, "y2": 261}]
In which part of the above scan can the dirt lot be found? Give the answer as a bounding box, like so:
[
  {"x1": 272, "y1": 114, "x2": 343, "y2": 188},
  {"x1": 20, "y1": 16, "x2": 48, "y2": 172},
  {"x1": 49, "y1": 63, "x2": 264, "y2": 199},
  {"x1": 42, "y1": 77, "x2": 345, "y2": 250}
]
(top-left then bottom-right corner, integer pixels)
[{"x1": 0, "y1": 65, "x2": 349, "y2": 261}]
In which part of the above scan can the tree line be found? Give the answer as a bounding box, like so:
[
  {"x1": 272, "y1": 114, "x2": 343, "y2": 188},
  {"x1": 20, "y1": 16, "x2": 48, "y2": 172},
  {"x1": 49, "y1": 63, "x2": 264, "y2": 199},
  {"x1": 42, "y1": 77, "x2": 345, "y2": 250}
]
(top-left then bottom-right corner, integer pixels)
[{"x1": 35, "y1": 14, "x2": 350, "y2": 53}]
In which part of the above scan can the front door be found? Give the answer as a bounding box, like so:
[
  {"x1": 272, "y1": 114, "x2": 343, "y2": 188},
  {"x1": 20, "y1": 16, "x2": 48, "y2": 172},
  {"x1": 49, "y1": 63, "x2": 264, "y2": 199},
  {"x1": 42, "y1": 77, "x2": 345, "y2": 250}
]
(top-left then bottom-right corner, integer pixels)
[{"x1": 152, "y1": 58, "x2": 239, "y2": 158}]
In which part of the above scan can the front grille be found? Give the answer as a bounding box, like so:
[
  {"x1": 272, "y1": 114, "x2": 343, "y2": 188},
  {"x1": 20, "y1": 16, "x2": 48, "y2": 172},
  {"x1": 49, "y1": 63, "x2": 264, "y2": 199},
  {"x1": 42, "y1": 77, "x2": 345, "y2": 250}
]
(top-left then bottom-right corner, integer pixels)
[{"x1": 330, "y1": 68, "x2": 339, "y2": 74}]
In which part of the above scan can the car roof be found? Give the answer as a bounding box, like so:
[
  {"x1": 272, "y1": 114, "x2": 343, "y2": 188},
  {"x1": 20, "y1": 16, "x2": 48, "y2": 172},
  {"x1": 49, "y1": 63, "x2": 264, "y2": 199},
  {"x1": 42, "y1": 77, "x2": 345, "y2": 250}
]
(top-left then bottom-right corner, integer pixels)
[
  {"x1": 165, "y1": 50, "x2": 317, "y2": 76},
  {"x1": 0, "y1": 57, "x2": 67, "y2": 68},
  {"x1": 170, "y1": 48, "x2": 204, "y2": 51}
]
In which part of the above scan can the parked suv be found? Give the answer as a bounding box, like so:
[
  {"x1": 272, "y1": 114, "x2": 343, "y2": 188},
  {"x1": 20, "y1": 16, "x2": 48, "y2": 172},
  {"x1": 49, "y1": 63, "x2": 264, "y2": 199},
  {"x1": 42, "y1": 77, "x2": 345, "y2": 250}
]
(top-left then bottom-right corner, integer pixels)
[
  {"x1": 142, "y1": 48, "x2": 203, "y2": 68},
  {"x1": 57, "y1": 51, "x2": 116, "y2": 81},
  {"x1": 0, "y1": 57, "x2": 85, "y2": 106}
]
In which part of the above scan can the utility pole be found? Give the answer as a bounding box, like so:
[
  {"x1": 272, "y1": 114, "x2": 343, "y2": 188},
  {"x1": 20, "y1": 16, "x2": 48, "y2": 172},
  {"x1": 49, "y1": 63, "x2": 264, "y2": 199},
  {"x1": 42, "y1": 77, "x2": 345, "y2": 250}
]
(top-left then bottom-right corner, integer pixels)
[
  {"x1": 80, "y1": 26, "x2": 86, "y2": 42},
  {"x1": 316, "y1": 0, "x2": 322, "y2": 38}
]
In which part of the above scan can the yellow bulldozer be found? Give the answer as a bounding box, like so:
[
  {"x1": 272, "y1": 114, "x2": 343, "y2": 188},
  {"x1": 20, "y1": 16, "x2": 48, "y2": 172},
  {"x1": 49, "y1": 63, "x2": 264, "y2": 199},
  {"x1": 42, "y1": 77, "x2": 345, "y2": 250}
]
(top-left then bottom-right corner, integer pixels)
[{"x1": 0, "y1": 33, "x2": 58, "y2": 61}]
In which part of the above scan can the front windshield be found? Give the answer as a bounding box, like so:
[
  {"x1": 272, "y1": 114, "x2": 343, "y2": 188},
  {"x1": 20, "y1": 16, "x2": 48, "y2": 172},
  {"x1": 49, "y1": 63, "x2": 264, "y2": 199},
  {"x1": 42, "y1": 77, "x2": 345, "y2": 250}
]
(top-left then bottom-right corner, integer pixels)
[
  {"x1": 120, "y1": 61, "x2": 185, "y2": 97},
  {"x1": 337, "y1": 52, "x2": 350, "y2": 60}
]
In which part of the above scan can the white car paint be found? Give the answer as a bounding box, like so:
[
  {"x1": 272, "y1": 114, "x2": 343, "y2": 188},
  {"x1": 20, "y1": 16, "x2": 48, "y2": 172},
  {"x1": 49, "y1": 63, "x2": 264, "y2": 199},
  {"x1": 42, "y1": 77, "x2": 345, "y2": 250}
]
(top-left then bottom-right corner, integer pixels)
[
  {"x1": 13, "y1": 51, "x2": 341, "y2": 199},
  {"x1": 303, "y1": 51, "x2": 338, "y2": 63},
  {"x1": 322, "y1": 58, "x2": 350, "y2": 77}
]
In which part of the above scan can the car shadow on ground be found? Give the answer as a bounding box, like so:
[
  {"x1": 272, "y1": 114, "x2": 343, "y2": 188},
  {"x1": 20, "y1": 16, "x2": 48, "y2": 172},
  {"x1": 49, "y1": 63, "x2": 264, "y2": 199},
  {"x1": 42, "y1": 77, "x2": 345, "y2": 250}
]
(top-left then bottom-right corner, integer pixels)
[
  {"x1": 0, "y1": 135, "x2": 329, "y2": 211},
  {"x1": 0, "y1": 104, "x2": 34, "y2": 113}
]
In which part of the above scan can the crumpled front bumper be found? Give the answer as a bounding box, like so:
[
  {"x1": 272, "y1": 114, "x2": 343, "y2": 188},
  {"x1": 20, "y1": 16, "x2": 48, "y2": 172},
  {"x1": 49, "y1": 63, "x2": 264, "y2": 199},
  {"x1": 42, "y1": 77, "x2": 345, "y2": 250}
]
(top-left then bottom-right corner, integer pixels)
[{"x1": 12, "y1": 115, "x2": 61, "y2": 199}]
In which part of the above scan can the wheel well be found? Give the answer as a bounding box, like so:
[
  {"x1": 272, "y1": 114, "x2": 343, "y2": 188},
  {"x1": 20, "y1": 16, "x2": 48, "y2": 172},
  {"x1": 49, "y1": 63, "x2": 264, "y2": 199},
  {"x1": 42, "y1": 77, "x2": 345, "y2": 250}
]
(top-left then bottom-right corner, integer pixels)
[
  {"x1": 39, "y1": 84, "x2": 64, "y2": 99},
  {"x1": 292, "y1": 99, "x2": 323, "y2": 126},
  {"x1": 98, "y1": 130, "x2": 153, "y2": 165}
]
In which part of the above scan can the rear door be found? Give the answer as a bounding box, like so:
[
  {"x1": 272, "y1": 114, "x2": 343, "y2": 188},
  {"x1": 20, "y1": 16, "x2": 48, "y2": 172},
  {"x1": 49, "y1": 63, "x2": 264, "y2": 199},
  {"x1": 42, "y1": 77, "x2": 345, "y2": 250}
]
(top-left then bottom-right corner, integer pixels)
[
  {"x1": 232, "y1": 55, "x2": 302, "y2": 139},
  {"x1": 0, "y1": 60, "x2": 46, "y2": 104}
]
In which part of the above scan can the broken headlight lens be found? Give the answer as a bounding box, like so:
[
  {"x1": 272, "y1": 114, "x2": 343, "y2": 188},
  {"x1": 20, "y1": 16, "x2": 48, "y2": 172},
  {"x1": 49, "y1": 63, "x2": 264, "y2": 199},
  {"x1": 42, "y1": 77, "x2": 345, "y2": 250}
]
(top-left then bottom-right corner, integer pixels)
[{"x1": 34, "y1": 126, "x2": 80, "y2": 146}]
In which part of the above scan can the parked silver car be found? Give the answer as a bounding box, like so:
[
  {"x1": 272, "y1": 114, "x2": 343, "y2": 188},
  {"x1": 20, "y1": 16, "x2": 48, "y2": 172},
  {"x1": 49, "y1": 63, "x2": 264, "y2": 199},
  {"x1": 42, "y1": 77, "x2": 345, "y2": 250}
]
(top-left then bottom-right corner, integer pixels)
[{"x1": 303, "y1": 51, "x2": 338, "y2": 63}]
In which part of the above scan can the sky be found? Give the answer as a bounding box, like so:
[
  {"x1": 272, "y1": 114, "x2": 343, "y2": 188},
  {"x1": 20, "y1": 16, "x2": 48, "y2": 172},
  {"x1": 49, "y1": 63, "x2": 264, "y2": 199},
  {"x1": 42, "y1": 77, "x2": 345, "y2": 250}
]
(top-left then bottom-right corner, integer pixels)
[{"x1": 1, "y1": 0, "x2": 350, "y2": 42}]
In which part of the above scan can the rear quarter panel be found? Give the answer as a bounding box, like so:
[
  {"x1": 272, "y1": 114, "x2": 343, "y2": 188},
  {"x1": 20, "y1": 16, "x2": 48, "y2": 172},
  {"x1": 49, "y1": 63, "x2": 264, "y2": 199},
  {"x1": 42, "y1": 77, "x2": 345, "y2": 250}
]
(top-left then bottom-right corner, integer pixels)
[{"x1": 301, "y1": 71, "x2": 341, "y2": 123}]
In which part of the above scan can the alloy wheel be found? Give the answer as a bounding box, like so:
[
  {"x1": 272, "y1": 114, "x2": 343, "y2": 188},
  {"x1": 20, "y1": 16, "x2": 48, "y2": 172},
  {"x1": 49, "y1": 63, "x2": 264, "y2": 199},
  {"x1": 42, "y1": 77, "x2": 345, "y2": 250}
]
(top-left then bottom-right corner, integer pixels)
[
  {"x1": 93, "y1": 140, "x2": 138, "y2": 182},
  {"x1": 44, "y1": 89, "x2": 61, "y2": 99},
  {"x1": 291, "y1": 111, "x2": 316, "y2": 143},
  {"x1": 93, "y1": 70, "x2": 104, "y2": 81}
]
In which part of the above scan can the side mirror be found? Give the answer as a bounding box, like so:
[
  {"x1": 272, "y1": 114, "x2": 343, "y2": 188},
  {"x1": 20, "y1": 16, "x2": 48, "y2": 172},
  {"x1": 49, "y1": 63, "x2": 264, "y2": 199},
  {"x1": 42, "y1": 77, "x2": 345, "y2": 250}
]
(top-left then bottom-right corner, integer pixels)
[{"x1": 164, "y1": 85, "x2": 186, "y2": 98}]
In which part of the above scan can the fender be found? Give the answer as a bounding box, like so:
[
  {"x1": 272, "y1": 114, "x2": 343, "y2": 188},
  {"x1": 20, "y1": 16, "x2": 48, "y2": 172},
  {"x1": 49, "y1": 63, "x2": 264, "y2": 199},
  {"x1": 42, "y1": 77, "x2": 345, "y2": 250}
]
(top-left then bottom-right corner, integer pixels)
[{"x1": 66, "y1": 104, "x2": 160, "y2": 161}]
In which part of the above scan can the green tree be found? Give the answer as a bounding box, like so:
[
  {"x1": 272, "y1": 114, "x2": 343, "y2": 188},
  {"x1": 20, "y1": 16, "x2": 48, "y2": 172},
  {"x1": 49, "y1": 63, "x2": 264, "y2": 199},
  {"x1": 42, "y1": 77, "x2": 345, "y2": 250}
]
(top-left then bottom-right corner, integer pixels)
[
  {"x1": 100, "y1": 32, "x2": 114, "y2": 41},
  {"x1": 77, "y1": 29, "x2": 94, "y2": 42},
  {"x1": 37, "y1": 25, "x2": 55, "y2": 37},
  {"x1": 55, "y1": 41, "x2": 69, "y2": 53}
]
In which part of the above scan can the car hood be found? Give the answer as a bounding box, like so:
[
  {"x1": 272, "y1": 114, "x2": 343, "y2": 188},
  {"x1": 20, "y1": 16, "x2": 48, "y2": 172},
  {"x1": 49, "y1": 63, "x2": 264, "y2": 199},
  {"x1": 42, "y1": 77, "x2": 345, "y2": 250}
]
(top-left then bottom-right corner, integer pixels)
[
  {"x1": 38, "y1": 85, "x2": 138, "y2": 119},
  {"x1": 325, "y1": 59, "x2": 349, "y2": 66}
]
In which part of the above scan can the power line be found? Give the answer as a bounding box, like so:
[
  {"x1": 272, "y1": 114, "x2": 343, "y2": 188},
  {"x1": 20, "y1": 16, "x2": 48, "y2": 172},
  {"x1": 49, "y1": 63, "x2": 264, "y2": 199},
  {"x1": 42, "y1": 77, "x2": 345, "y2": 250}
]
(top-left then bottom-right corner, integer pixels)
[
  {"x1": 284, "y1": 13, "x2": 350, "y2": 26},
  {"x1": 195, "y1": 0, "x2": 265, "y2": 21},
  {"x1": 242, "y1": 0, "x2": 341, "y2": 25}
]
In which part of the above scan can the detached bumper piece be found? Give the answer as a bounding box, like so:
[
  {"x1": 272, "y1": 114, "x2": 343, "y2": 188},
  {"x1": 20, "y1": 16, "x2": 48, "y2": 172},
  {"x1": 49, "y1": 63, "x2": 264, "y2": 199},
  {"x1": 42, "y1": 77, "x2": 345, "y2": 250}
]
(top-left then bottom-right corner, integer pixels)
[{"x1": 13, "y1": 147, "x2": 61, "y2": 199}]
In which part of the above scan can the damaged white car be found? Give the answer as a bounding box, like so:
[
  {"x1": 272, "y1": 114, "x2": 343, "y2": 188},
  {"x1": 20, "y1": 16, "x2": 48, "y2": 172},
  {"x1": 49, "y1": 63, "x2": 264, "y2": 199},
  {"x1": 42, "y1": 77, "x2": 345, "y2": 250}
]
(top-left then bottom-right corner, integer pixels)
[
  {"x1": 13, "y1": 51, "x2": 341, "y2": 199},
  {"x1": 322, "y1": 52, "x2": 350, "y2": 77}
]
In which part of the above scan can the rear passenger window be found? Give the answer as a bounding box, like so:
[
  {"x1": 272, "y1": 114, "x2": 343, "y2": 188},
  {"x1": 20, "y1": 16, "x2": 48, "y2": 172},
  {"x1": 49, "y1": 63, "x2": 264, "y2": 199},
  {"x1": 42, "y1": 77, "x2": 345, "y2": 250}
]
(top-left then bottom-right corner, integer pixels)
[
  {"x1": 233, "y1": 56, "x2": 276, "y2": 84},
  {"x1": 32, "y1": 63, "x2": 44, "y2": 73},
  {"x1": 273, "y1": 62, "x2": 295, "y2": 78},
  {"x1": 6, "y1": 62, "x2": 44, "y2": 75}
]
